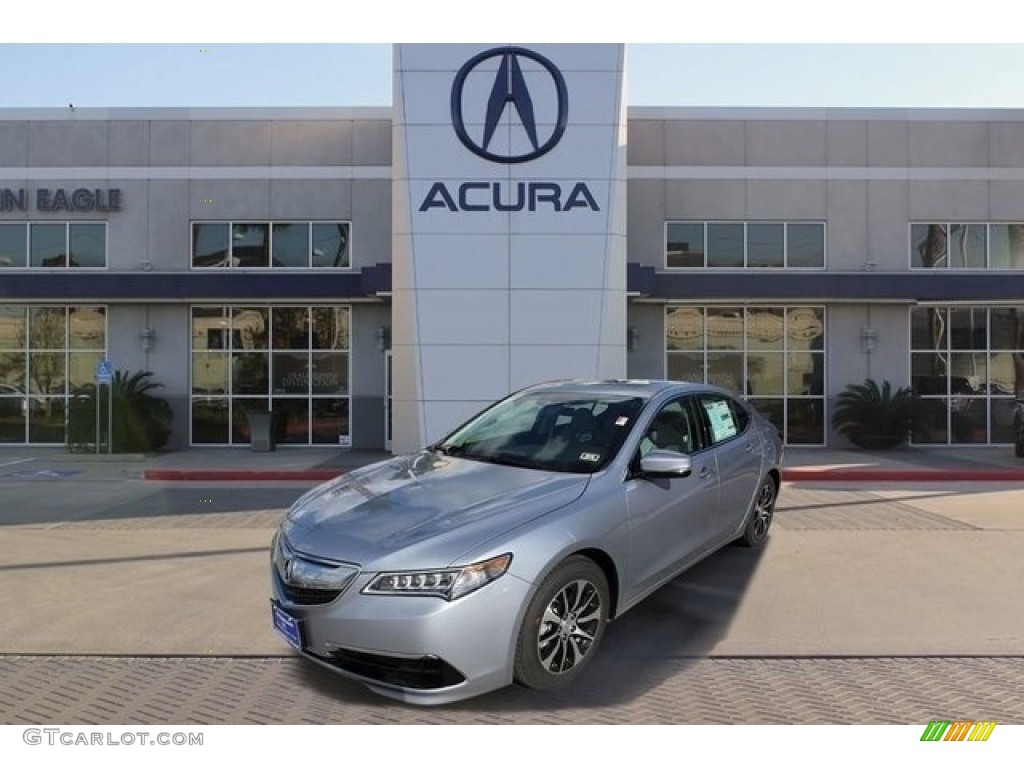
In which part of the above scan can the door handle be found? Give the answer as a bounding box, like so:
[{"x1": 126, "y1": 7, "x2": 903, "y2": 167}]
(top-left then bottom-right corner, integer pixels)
[
  {"x1": 745, "y1": 442, "x2": 754, "y2": 452},
  {"x1": 698, "y1": 466, "x2": 714, "y2": 480}
]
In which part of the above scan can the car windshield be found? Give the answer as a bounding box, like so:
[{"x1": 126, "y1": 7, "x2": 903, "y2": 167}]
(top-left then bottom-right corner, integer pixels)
[{"x1": 433, "y1": 390, "x2": 647, "y2": 473}]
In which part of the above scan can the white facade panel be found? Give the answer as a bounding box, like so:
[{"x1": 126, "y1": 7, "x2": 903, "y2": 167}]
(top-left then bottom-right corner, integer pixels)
[
  {"x1": 509, "y1": 234, "x2": 612, "y2": 289},
  {"x1": 420, "y1": 345, "x2": 511, "y2": 401},
  {"x1": 409, "y1": 234, "x2": 511, "y2": 290},
  {"x1": 510, "y1": 290, "x2": 606, "y2": 345},
  {"x1": 508, "y1": 345, "x2": 603, "y2": 390},
  {"x1": 415, "y1": 290, "x2": 511, "y2": 345},
  {"x1": 422, "y1": 400, "x2": 494, "y2": 445},
  {"x1": 391, "y1": 43, "x2": 627, "y2": 453}
]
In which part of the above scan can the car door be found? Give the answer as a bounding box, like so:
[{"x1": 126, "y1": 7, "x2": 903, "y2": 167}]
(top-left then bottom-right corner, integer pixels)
[
  {"x1": 695, "y1": 392, "x2": 763, "y2": 543},
  {"x1": 623, "y1": 396, "x2": 720, "y2": 602}
]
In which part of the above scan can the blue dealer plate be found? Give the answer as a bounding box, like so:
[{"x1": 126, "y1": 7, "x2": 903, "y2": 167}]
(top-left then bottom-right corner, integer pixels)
[{"x1": 271, "y1": 602, "x2": 303, "y2": 651}]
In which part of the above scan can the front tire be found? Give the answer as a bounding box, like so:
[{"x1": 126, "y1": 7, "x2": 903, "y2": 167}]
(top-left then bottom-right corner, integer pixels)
[
  {"x1": 737, "y1": 475, "x2": 777, "y2": 548},
  {"x1": 514, "y1": 556, "x2": 609, "y2": 691}
]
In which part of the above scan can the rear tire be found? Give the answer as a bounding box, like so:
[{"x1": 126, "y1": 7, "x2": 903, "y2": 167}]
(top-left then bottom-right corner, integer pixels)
[
  {"x1": 737, "y1": 475, "x2": 777, "y2": 548},
  {"x1": 514, "y1": 556, "x2": 609, "y2": 691}
]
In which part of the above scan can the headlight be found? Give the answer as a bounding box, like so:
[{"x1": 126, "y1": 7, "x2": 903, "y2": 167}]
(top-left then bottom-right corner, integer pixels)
[{"x1": 363, "y1": 553, "x2": 512, "y2": 601}]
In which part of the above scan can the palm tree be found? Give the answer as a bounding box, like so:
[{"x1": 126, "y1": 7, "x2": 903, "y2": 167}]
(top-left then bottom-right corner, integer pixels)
[
  {"x1": 831, "y1": 379, "x2": 918, "y2": 450},
  {"x1": 68, "y1": 370, "x2": 172, "y2": 452}
]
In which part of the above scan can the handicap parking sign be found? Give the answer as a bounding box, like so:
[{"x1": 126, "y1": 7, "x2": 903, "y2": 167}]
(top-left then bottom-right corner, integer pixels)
[{"x1": 95, "y1": 359, "x2": 114, "y2": 384}]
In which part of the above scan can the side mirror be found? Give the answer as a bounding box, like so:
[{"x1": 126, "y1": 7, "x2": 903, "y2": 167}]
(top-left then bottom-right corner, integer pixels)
[{"x1": 639, "y1": 449, "x2": 692, "y2": 477}]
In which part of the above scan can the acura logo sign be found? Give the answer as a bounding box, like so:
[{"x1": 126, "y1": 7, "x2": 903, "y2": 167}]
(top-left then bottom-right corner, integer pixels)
[{"x1": 451, "y1": 46, "x2": 568, "y2": 164}]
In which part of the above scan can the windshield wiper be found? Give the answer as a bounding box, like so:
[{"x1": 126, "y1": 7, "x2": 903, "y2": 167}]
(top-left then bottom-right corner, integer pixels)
[{"x1": 431, "y1": 443, "x2": 465, "y2": 457}]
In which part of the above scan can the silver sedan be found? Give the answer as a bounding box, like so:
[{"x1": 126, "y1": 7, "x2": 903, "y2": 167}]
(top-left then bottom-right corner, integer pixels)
[{"x1": 270, "y1": 379, "x2": 783, "y2": 704}]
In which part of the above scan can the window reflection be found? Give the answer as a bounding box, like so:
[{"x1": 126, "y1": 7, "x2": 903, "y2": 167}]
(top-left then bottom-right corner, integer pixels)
[
  {"x1": 707, "y1": 223, "x2": 744, "y2": 267},
  {"x1": 0, "y1": 307, "x2": 25, "y2": 350},
  {"x1": 665, "y1": 305, "x2": 826, "y2": 445},
  {"x1": 0, "y1": 305, "x2": 106, "y2": 444},
  {"x1": 30, "y1": 308, "x2": 66, "y2": 349},
  {"x1": 30, "y1": 224, "x2": 66, "y2": 268},
  {"x1": 787, "y1": 223, "x2": 825, "y2": 268},
  {"x1": 747, "y1": 223, "x2": 784, "y2": 267},
  {"x1": 311, "y1": 307, "x2": 349, "y2": 350},
  {"x1": 273, "y1": 308, "x2": 309, "y2": 349},
  {"x1": 193, "y1": 221, "x2": 351, "y2": 269},
  {"x1": 312, "y1": 223, "x2": 350, "y2": 268},
  {"x1": 69, "y1": 307, "x2": 106, "y2": 350},
  {"x1": 272, "y1": 398, "x2": 309, "y2": 444},
  {"x1": 0, "y1": 224, "x2": 26, "y2": 268},
  {"x1": 232, "y1": 223, "x2": 269, "y2": 267},
  {"x1": 913, "y1": 223, "x2": 1024, "y2": 269},
  {"x1": 950, "y1": 225, "x2": 986, "y2": 269},
  {"x1": 667, "y1": 221, "x2": 824, "y2": 268},
  {"x1": 272, "y1": 223, "x2": 309, "y2": 268},
  {"x1": 232, "y1": 307, "x2": 269, "y2": 349},
  {"x1": 666, "y1": 223, "x2": 704, "y2": 268},
  {"x1": 988, "y1": 225, "x2": 1024, "y2": 269},
  {"x1": 911, "y1": 304, "x2": 1024, "y2": 444},
  {"x1": 192, "y1": 223, "x2": 230, "y2": 268},
  {"x1": 190, "y1": 304, "x2": 351, "y2": 445},
  {"x1": 312, "y1": 399, "x2": 349, "y2": 444},
  {"x1": 666, "y1": 307, "x2": 704, "y2": 351},
  {"x1": 69, "y1": 224, "x2": 106, "y2": 268}
]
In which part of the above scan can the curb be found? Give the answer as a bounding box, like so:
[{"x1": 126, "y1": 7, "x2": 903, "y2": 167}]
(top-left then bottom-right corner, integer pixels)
[{"x1": 142, "y1": 467, "x2": 1024, "y2": 483}]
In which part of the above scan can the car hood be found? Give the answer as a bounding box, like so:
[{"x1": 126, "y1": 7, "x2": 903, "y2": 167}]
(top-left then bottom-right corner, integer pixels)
[{"x1": 281, "y1": 451, "x2": 589, "y2": 570}]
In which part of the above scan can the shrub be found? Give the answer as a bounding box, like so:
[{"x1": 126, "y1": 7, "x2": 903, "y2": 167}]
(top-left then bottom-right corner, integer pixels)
[
  {"x1": 68, "y1": 370, "x2": 173, "y2": 452},
  {"x1": 831, "y1": 379, "x2": 917, "y2": 450}
]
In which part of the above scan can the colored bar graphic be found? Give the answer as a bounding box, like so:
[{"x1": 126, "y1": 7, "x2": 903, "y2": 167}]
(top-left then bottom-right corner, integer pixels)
[
  {"x1": 921, "y1": 721, "x2": 950, "y2": 741},
  {"x1": 920, "y1": 720, "x2": 996, "y2": 742},
  {"x1": 945, "y1": 720, "x2": 974, "y2": 741},
  {"x1": 968, "y1": 721, "x2": 997, "y2": 741}
]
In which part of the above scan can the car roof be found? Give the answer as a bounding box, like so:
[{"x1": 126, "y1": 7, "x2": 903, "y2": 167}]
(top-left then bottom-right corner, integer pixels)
[{"x1": 521, "y1": 379, "x2": 709, "y2": 399}]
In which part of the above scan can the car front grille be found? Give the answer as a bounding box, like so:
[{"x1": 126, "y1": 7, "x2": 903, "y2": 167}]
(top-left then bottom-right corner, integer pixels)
[
  {"x1": 321, "y1": 648, "x2": 466, "y2": 690},
  {"x1": 278, "y1": 582, "x2": 344, "y2": 606},
  {"x1": 273, "y1": 534, "x2": 359, "y2": 606}
]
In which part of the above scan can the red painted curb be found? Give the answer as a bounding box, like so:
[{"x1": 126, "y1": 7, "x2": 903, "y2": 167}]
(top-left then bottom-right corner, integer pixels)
[{"x1": 144, "y1": 469, "x2": 344, "y2": 482}]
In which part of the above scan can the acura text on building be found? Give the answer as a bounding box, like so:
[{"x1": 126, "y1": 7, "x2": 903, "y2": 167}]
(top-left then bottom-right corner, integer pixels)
[
  {"x1": 418, "y1": 181, "x2": 599, "y2": 212},
  {"x1": 419, "y1": 47, "x2": 599, "y2": 215}
]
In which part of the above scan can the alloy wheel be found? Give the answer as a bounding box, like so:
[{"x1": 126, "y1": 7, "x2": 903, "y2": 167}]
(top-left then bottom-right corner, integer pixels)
[{"x1": 536, "y1": 578, "x2": 603, "y2": 675}]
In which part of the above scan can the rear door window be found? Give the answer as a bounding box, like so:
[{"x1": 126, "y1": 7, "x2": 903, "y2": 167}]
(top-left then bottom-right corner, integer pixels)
[{"x1": 697, "y1": 394, "x2": 749, "y2": 446}]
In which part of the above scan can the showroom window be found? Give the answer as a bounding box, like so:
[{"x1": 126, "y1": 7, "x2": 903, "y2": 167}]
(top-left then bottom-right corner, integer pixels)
[
  {"x1": 665, "y1": 305, "x2": 826, "y2": 445},
  {"x1": 911, "y1": 305, "x2": 1024, "y2": 444},
  {"x1": 191, "y1": 221, "x2": 351, "y2": 269},
  {"x1": 0, "y1": 222, "x2": 107, "y2": 268},
  {"x1": 665, "y1": 221, "x2": 825, "y2": 269},
  {"x1": 0, "y1": 305, "x2": 107, "y2": 443},
  {"x1": 190, "y1": 305, "x2": 351, "y2": 446},
  {"x1": 910, "y1": 223, "x2": 1024, "y2": 269}
]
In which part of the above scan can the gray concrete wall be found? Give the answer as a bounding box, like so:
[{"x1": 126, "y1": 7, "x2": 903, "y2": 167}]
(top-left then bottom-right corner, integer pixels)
[{"x1": 626, "y1": 303, "x2": 667, "y2": 380}]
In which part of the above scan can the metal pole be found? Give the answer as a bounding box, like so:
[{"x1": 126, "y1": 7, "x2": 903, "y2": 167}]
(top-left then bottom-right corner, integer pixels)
[
  {"x1": 94, "y1": 386, "x2": 99, "y2": 455},
  {"x1": 107, "y1": 383, "x2": 113, "y2": 455}
]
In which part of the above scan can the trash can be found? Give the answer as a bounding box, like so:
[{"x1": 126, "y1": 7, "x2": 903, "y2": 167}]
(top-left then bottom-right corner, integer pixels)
[{"x1": 248, "y1": 411, "x2": 276, "y2": 452}]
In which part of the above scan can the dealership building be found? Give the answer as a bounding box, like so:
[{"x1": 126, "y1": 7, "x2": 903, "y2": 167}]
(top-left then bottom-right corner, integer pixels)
[{"x1": 1, "y1": 43, "x2": 1023, "y2": 453}]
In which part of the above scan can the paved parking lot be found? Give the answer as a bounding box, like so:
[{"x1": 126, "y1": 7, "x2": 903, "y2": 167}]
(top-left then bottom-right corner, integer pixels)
[
  {"x1": 2, "y1": 478, "x2": 1022, "y2": 724},
  {"x1": 3, "y1": 655, "x2": 1022, "y2": 725}
]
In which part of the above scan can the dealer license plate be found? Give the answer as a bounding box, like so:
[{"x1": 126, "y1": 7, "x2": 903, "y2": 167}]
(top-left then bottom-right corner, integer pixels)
[{"x1": 271, "y1": 602, "x2": 303, "y2": 651}]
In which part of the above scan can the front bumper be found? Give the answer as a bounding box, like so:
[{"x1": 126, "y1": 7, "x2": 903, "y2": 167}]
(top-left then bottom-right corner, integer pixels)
[{"x1": 271, "y1": 566, "x2": 532, "y2": 705}]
